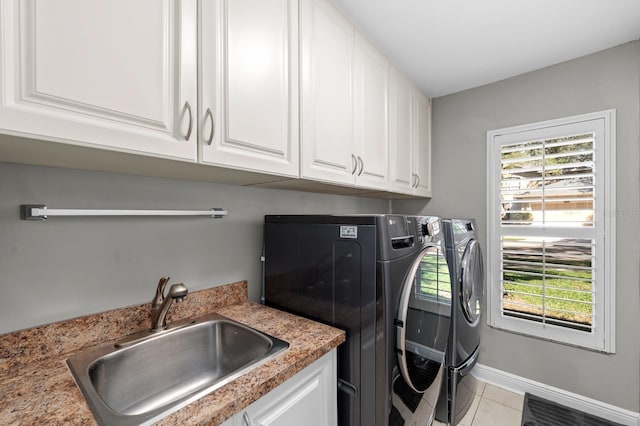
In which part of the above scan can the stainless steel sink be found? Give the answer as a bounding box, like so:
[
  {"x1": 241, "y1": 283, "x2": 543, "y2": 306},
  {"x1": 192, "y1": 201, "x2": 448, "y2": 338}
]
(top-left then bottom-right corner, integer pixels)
[{"x1": 66, "y1": 312, "x2": 289, "y2": 426}]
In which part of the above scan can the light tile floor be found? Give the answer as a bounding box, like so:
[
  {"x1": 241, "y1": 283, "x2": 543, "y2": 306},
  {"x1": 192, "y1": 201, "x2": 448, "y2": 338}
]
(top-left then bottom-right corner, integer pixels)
[{"x1": 433, "y1": 380, "x2": 525, "y2": 426}]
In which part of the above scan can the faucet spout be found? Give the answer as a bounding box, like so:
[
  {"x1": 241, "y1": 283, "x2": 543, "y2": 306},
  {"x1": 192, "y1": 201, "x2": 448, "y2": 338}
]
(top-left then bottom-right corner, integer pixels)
[
  {"x1": 151, "y1": 281, "x2": 188, "y2": 331},
  {"x1": 152, "y1": 276, "x2": 170, "y2": 309}
]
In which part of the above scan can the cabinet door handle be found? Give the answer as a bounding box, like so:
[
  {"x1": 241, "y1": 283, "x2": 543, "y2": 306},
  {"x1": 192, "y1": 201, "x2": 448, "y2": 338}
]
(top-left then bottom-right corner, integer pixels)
[
  {"x1": 351, "y1": 154, "x2": 358, "y2": 174},
  {"x1": 415, "y1": 174, "x2": 420, "y2": 188},
  {"x1": 183, "y1": 101, "x2": 193, "y2": 141},
  {"x1": 357, "y1": 156, "x2": 364, "y2": 176},
  {"x1": 205, "y1": 107, "x2": 215, "y2": 145},
  {"x1": 411, "y1": 173, "x2": 417, "y2": 188},
  {"x1": 243, "y1": 411, "x2": 252, "y2": 426}
]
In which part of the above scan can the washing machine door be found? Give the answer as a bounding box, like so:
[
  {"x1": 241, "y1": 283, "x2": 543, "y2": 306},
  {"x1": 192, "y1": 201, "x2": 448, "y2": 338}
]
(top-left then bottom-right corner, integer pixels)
[
  {"x1": 395, "y1": 242, "x2": 451, "y2": 395},
  {"x1": 460, "y1": 239, "x2": 484, "y2": 325}
]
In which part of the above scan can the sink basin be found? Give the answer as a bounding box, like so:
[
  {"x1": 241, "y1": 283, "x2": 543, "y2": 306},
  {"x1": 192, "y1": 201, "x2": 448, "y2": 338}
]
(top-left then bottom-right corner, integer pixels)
[{"x1": 66, "y1": 312, "x2": 289, "y2": 426}]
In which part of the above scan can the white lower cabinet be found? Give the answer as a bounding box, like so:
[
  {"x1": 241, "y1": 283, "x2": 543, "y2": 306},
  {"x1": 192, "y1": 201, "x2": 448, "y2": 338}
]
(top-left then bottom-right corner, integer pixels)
[{"x1": 221, "y1": 350, "x2": 337, "y2": 426}]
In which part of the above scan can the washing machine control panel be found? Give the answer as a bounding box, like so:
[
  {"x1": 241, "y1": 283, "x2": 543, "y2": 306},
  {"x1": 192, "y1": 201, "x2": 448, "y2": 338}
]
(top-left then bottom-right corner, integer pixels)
[{"x1": 415, "y1": 216, "x2": 441, "y2": 242}]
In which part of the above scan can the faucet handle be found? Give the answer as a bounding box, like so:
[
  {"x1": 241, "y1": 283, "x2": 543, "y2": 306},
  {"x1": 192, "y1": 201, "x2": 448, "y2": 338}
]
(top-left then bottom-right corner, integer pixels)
[
  {"x1": 168, "y1": 283, "x2": 188, "y2": 302},
  {"x1": 152, "y1": 276, "x2": 170, "y2": 308}
]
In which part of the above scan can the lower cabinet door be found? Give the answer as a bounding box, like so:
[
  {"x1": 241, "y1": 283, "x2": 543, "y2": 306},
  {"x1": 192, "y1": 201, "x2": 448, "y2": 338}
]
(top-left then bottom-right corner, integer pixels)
[{"x1": 223, "y1": 350, "x2": 337, "y2": 426}]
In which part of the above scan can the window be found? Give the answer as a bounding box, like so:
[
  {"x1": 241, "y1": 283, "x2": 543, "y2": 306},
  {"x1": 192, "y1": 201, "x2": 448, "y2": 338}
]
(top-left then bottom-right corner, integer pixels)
[{"x1": 486, "y1": 110, "x2": 615, "y2": 352}]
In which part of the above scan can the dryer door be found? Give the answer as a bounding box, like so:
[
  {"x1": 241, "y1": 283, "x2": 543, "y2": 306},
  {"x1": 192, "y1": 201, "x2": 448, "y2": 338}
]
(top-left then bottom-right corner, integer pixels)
[
  {"x1": 395, "y1": 244, "x2": 451, "y2": 394},
  {"x1": 460, "y1": 239, "x2": 484, "y2": 325}
]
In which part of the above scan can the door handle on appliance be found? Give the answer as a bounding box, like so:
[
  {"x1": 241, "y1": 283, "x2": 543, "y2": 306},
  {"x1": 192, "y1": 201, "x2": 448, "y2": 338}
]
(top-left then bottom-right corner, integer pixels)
[
  {"x1": 455, "y1": 349, "x2": 479, "y2": 376},
  {"x1": 205, "y1": 107, "x2": 215, "y2": 145},
  {"x1": 357, "y1": 156, "x2": 364, "y2": 176},
  {"x1": 182, "y1": 101, "x2": 193, "y2": 141},
  {"x1": 337, "y1": 378, "x2": 358, "y2": 397},
  {"x1": 351, "y1": 154, "x2": 358, "y2": 174}
]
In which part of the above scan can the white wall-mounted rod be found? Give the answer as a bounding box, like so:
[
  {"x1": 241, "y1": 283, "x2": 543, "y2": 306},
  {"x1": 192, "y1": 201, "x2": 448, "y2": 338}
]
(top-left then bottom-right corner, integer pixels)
[{"x1": 20, "y1": 205, "x2": 227, "y2": 220}]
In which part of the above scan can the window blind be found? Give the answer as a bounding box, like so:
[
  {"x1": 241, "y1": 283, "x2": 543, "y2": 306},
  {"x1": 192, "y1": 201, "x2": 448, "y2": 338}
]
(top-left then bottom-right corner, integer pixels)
[{"x1": 499, "y1": 133, "x2": 596, "y2": 332}]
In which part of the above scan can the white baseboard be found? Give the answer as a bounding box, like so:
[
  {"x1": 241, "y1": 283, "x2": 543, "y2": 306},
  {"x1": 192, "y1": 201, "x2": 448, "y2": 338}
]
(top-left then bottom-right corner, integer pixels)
[{"x1": 472, "y1": 363, "x2": 640, "y2": 426}]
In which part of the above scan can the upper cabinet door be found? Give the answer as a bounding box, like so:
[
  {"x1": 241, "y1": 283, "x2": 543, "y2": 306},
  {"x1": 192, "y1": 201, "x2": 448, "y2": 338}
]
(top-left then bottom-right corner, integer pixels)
[
  {"x1": 389, "y1": 68, "x2": 432, "y2": 197},
  {"x1": 300, "y1": 0, "x2": 354, "y2": 185},
  {"x1": 388, "y1": 68, "x2": 414, "y2": 195},
  {"x1": 200, "y1": 0, "x2": 299, "y2": 177},
  {"x1": 413, "y1": 92, "x2": 432, "y2": 197},
  {"x1": 0, "y1": 0, "x2": 197, "y2": 160},
  {"x1": 353, "y1": 33, "x2": 389, "y2": 191}
]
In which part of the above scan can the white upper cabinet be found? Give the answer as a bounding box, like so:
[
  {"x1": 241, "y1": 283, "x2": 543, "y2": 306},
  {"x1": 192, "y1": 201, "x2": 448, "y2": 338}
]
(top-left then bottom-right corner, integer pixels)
[
  {"x1": 389, "y1": 67, "x2": 414, "y2": 195},
  {"x1": 353, "y1": 32, "x2": 389, "y2": 191},
  {"x1": 389, "y1": 67, "x2": 432, "y2": 197},
  {"x1": 300, "y1": 0, "x2": 390, "y2": 191},
  {"x1": 200, "y1": 0, "x2": 299, "y2": 177},
  {"x1": 299, "y1": 0, "x2": 354, "y2": 185},
  {"x1": 0, "y1": 0, "x2": 430, "y2": 197},
  {"x1": 413, "y1": 91, "x2": 432, "y2": 197},
  {"x1": 0, "y1": 0, "x2": 197, "y2": 161}
]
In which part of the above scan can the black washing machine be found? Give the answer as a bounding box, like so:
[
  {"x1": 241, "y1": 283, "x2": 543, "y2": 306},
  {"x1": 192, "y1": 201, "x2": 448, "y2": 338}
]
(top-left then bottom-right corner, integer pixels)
[
  {"x1": 262, "y1": 215, "x2": 450, "y2": 426},
  {"x1": 436, "y1": 218, "x2": 484, "y2": 425}
]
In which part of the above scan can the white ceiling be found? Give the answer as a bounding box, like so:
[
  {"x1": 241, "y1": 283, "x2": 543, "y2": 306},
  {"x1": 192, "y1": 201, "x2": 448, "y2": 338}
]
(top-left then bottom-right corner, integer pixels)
[{"x1": 333, "y1": 0, "x2": 640, "y2": 98}]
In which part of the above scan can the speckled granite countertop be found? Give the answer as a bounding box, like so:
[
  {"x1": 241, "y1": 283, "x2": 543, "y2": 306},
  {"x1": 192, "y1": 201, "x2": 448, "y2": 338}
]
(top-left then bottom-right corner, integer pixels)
[{"x1": 0, "y1": 281, "x2": 345, "y2": 425}]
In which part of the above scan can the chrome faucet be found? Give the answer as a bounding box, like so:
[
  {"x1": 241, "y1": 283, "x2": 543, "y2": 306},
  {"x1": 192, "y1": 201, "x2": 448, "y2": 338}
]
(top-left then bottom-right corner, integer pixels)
[{"x1": 151, "y1": 276, "x2": 188, "y2": 331}]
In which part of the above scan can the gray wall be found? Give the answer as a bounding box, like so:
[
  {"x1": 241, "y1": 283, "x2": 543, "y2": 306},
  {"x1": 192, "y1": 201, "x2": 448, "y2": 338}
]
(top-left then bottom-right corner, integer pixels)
[
  {"x1": 0, "y1": 163, "x2": 389, "y2": 334},
  {"x1": 396, "y1": 41, "x2": 640, "y2": 411}
]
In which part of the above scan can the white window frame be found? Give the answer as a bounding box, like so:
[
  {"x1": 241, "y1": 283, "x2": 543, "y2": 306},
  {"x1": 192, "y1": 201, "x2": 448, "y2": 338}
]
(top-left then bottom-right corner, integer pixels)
[{"x1": 486, "y1": 110, "x2": 616, "y2": 353}]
